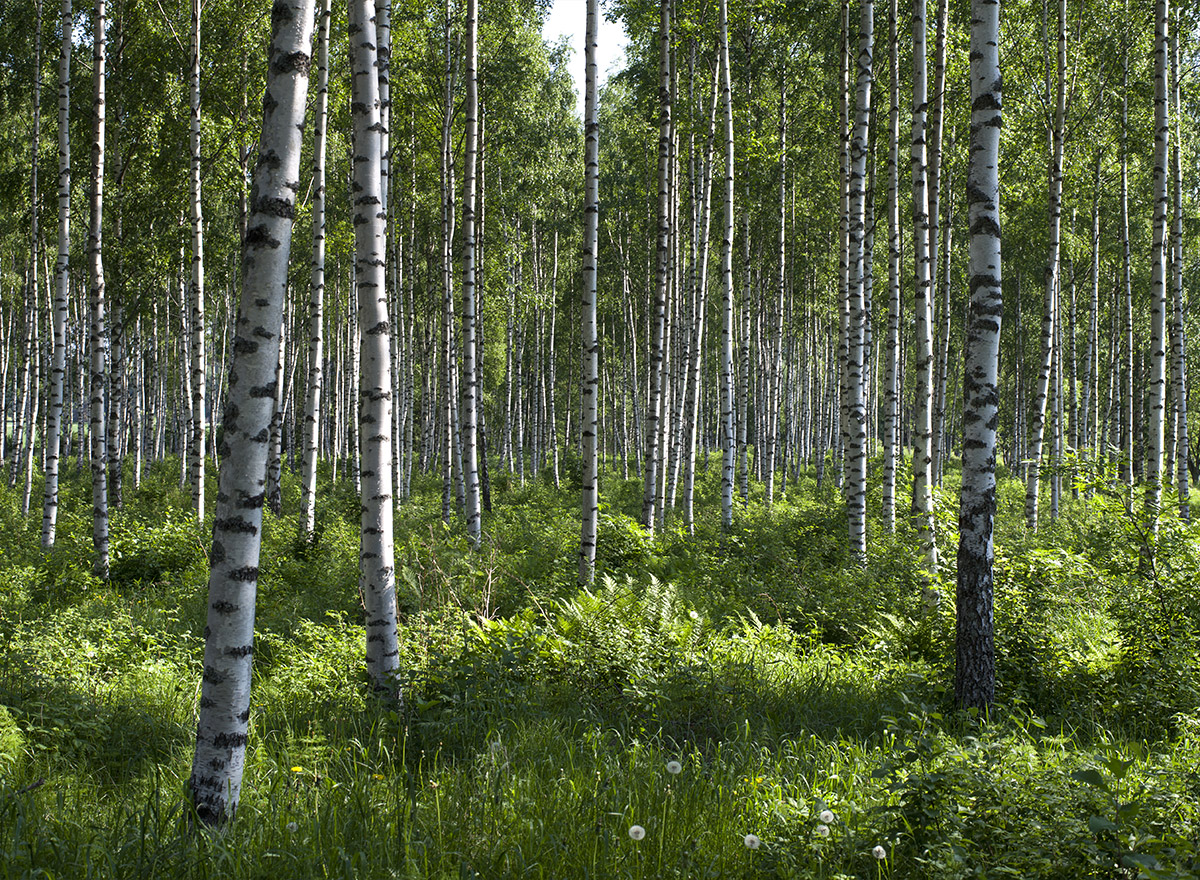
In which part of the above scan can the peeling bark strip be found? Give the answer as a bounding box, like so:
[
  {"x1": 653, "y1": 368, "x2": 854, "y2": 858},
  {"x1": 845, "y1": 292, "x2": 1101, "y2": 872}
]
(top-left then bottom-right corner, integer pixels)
[
  {"x1": 579, "y1": 0, "x2": 600, "y2": 584},
  {"x1": 42, "y1": 0, "x2": 71, "y2": 549},
  {"x1": 349, "y1": 0, "x2": 401, "y2": 694},
  {"x1": 188, "y1": 0, "x2": 314, "y2": 827},
  {"x1": 956, "y1": 0, "x2": 1001, "y2": 712}
]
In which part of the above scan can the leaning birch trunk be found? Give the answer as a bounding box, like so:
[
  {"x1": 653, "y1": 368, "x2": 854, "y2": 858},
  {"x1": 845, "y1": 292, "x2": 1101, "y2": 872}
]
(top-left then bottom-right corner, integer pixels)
[
  {"x1": 42, "y1": 0, "x2": 70, "y2": 549},
  {"x1": 1024, "y1": 0, "x2": 1065, "y2": 533},
  {"x1": 350, "y1": 0, "x2": 401, "y2": 692},
  {"x1": 956, "y1": 0, "x2": 1002, "y2": 710},
  {"x1": 299, "y1": 0, "x2": 331, "y2": 542},
  {"x1": 1144, "y1": 0, "x2": 1169, "y2": 525},
  {"x1": 88, "y1": 0, "x2": 110, "y2": 579},
  {"x1": 1169, "y1": 17, "x2": 1189, "y2": 522},
  {"x1": 718, "y1": 0, "x2": 735, "y2": 531},
  {"x1": 845, "y1": 0, "x2": 873, "y2": 560},
  {"x1": 641, "y1": 0, "x2": 672, "y2": 532},
  {"x1": 461, "y1": 0, "x2": 482, "y2": 549},
  {"x1": 579, "y1": 0, "x2": 600, "y2": 584},
  {"x1": 881, "y1": 0, "x2": 901, "y2": 533},
  {"x1": 911, "y1": 0, "x2": 937, "y2": 572},
  {"x1": 189, "y1": 0, "x2": 206, "y2": 522},
  {"x1": 188, "y1": 0, "x2": 314, "y2": 826}
]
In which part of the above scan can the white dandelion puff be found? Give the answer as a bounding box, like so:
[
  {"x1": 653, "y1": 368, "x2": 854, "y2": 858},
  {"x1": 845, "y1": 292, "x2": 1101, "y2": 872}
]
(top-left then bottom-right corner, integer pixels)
[
  {"x1": 873, "y1": 845, "x2": 888, "y2": 860},
  {"x1": 819, "y1": 809, "x2": 835, "y2": 824},
  {"x1": 744, "y1": 833, "x2": 761, "y2": 850},
  {"x1": 666, "y1": 760, "x2": 682, "y2": 775},
  {"x1": 628, "y1": 825, "x2": 646, "y2": 841},
  {"x1": 816, "y1": 824, "x2": 830, "y2": 838},
  {"x1": 286, "y1": 822, "x2": 298, "y2": 833}
]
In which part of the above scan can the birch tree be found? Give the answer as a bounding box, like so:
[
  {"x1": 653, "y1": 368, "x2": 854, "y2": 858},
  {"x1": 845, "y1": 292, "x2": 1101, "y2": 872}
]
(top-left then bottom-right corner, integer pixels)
[
  {"x1": 1169, "y1": 15, "x2": 1188, "y2": 521},
  {"x1": 881, "y1": 0, "x2": 900, "y2": 532},
  {"x1": 350, "y1": 0, "x2": 402, "y2": 692},
  {"x1": 299, "y1": 0, "x2": 331, "y2": 543},
  {"x1": 188, "y1": 0, "x2": 314, "y2": 825},
  {"x1": 41, "y1": 0, "x2": 70, "y2": 549},
  {"x1": 719, "y1": 0, "x2": 735, "y2": 531},
  {"x1": 579, "y1": 0, "x2": 600, "y2": 584},
  {"x1": 461, "y1": 0, "x2": 482, "y2": 549},
  {"x1": 956, "y1": 0, "x2": 1001, "y2": 711},
  {"x1": 911, "y1": 0, "x2": 937, "y2": 571},
  {"x1": 189, "y1": 0, "x2": 206, "y2": 522},
  {"x1": 1144, "y1": 0, "x2": 1169, "y2": 524},
  {"x1": 88, "y1": 0, "x2": 110, "y2": 579}
]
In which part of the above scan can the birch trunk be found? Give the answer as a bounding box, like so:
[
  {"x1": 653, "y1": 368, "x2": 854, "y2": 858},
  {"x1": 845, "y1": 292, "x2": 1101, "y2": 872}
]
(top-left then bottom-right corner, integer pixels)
[
  {"x1": 41, "y1": 0, "x2": 70, "y2": 548},
  {"x1": 882, "y1": 0, "x2": 900, "y2": 532},
  {"x1": 955, "y1": 0, "x2": 1001, "y2": 711},
  {"x1": 88, "y1": 0, "x2": 109, "y2": 579},
  {"x1": 1169, "y1": 16, "x2": 1189, "y2": 521},
  {"x1": 642, "y1": 0, "x2": 672, "y2": 532},
  {"x1": 188, "y1": 0, "x2": 314, "y2": 825},
  {"x1": 189, "y1": 0, "x2": 206, "y2": 522},
  {"x1": 1145, "y1": 0, "x2": 1169, "y2": 524},
  {"x1": 350, "y1": 0, "x2": 401, "y2": 691},
  {"x1": 579, "y1": 0, "x2": 600, "y2": 583},
  {"x1": 461, "y1": 0, "x2": 481, "y2": 548},
  {"x1": 299, "y1": 0, "x2": 331, "y2": 542},
  {"x1": 911, "y1": 0, "x2": 937, "y2": 571},
  {"x1": 845, "y1": 0, "x2": 873, "y2": 559},
  {"x1": 718, "y1": 0, "x2": 735, "y2": 531}
]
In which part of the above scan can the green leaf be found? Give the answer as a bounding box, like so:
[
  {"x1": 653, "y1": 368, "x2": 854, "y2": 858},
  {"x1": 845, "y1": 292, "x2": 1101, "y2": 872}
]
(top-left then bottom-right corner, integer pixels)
[
  {"x1": 1088, "y1": 815, "x2": 1119, "y2": 834},
  {"x1": 1071, "y1": 769, "x2": 1109, "y2": 791}
]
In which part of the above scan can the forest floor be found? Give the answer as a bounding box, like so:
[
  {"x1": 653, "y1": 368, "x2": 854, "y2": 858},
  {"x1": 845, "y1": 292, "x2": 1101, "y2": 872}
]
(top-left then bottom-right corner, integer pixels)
[{"x1": 1, "y1": 455, "x2": 1198, "y2": 878}]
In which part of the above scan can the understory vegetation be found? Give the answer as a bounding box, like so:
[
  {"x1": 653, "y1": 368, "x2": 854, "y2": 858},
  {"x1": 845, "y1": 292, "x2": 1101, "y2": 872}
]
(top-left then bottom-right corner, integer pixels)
[{"x1": 1, "y1": 457, "x2": 1199, "y2": 879}]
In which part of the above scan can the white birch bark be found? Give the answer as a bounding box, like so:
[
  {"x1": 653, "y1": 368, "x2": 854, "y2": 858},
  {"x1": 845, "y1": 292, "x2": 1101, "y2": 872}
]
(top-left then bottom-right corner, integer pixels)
[
  {"x1": 190, "y1": 0, "x2": 206, "y2": 522},
  {"x1": 642, "y1": 0, "x2": 672, "y2": 532},
  {"x1": 1145, "y1": 0, "x2": 1169, "y2": 523},
  {"x1": 579, "y1": 0, "x2": 600, "y2": 584},
  {"x1": 41, "y1": 0, "x2": 70, "y2": 549},
  {"x1": 882, "y1": 0, "x2": 900, "y2": 532},
  {"x1": 188, "y1": 0, "x2": 314, "y2": 825},
  {"x1": 299, "y1": 0, "x2": 331, "y2": 542},
  {"x1": 911, "y1": 0, "x2": 937, "y2": 571},
  {"x1": 1169, "y1": 17, "x2": 1189, "y2": 521},
  {"x1": 350, "y1": 0, "x2": 401, "y2": 692},
  {"x1": 846, "y1": 0, "x2": 873, "y2": 559},
  {"x1": 955, "y1": 0, "x2": 1001, "y2": 710},
  {"x1": 461, "y1": 0, "x2": 481, "y2": 548},
  {"x1": 1024, "y1": 0, "x2": 1065, "y2": 533},
  {"x1": 88, "y1": 0, "x2": 109, "y2": 579},
  {"x1": 718, "y1": 0, "x2": 735, "y2": 531}
]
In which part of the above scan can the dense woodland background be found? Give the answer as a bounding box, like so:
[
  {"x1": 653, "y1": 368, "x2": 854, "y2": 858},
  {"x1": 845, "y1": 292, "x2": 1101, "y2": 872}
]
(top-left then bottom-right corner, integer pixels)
[{"x1": 1, "y1": 0, "x2": 1199, "y2": 876}]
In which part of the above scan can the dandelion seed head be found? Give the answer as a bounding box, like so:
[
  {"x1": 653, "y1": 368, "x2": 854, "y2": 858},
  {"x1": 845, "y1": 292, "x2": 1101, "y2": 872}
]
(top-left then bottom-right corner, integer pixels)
[
  {"x1": 744, "y1": 833, "x2": 761, "y2": 850},
  {"x1": 819, "y1": 809, "x2": 835, "y2": 824},
  {"x1": 666, "y1": 760, "x2": 682, "y2": 775},
  {"x1": 628, "y1": 824, "x2": 646, "y2": 841},
  {"x1": 816, "y1": 824, "x2": 830, "y2": 838},
  {"x1": 286, "y1": 822, "x2": 298, "y2": 833},
  {"x1": 873, "y1": 845, "x2": 888, "y2": 860}
]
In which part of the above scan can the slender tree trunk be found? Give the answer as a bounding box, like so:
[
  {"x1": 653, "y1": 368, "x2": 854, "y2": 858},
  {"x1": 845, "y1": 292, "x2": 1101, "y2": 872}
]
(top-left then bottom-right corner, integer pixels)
[
  {"x1": 190, "y1": 0, "x2": 206, "y2": 522},
  {"x1": 882, "y1": 0, "x2": 901, "y2": 532},
  {"x1": 579, "y1": 0, "x2": 600, "y2": 583},
  {"x1": 1169, "y1": 15, "x2": 1189, "y2": 521},
  {"x1": 845, "y1": 0, "x2": 873, "y2": 558},
  {"x1": 188, "y1": 0, "x2": 314, "y2": 825},
  {"x1": 461, "y1": 0, "x2": 481, "y2": 548},
  {"x1": 88, "y1": 0, "x2": 109, "y2": 579},
  {"x1": 642, "y1": 0, "x2": 672, "y2": 532},
  {"x1": 1145, "y1": 0, "x2": 1169, "y2": 524},
  {"x1": 718, "y1": 0, "x2": 735, "y2": 531},
  {"x1": 299, "y1": 0, "x2": 331, "y2": 542},
  {"x1": 350, "y1": 0, "x2": 401, "y2": 691},
  {"x1": 42, "y1": 0, "x2": 70, "y2": 548},
  {"x1": 956, "y1": 0, "x2": 1001, "y2": 711},
  {"x1": 911, "y1": 0, "x2": 937, "y2": 571},
  {"x1": 1120, "y1": 25, "x2": 1133, "y2": 485}
]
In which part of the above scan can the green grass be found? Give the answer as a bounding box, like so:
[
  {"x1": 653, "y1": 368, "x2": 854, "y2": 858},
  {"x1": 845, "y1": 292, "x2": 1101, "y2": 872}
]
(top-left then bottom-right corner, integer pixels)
[{"x1": 1, "y1": 456, "x2": 1198, "y2": 878}]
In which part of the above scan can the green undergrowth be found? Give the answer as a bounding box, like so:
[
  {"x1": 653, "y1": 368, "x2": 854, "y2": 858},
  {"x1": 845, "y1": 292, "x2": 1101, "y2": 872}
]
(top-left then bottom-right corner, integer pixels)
[{"x1": 1, "y1": 456, "x2": 1198, "y2": 878}]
